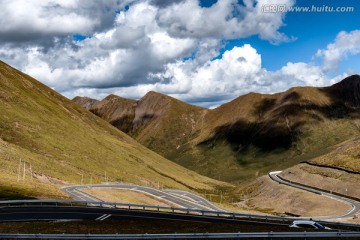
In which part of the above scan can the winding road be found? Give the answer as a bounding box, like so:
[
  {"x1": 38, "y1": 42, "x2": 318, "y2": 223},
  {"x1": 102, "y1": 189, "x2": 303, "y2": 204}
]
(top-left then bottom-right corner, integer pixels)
[
  {"x1": 62, "y1": 184, "x2": 222, "y2": 211},
  {"x1": 269, "y1": 171, "x2": 360, "y2": 219},
  {"x1": 62, "y1": 172, "x2": 360, "y2": 220}
]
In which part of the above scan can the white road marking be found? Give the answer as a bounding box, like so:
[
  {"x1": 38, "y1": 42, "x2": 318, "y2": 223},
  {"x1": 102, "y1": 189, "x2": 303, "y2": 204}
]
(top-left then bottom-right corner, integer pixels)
[
  {"x1": 96, "y1": 214, "x2": 111, "y2": 221},
  {"x1": 100, "y1": 214, "x2": 111, "y2": 221}
]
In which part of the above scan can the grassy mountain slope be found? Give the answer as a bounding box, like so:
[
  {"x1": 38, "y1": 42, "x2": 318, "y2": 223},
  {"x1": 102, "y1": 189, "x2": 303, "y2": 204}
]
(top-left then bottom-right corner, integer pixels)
[
  {"x1": 174, "y1": 76, "x2": 360, "y2": 182},
  {"x1": 74, "y1": 92, "x2": 208, "y2": 157},
  {"x1": 74, "y1": 75, "x2": 360, "y2": 183},
  {"x1": 309, "y1": 137, "x2": 360, "y2": 172},
  {"x1": 0, "y1": 60, "x2": 227, "y2": 199}
]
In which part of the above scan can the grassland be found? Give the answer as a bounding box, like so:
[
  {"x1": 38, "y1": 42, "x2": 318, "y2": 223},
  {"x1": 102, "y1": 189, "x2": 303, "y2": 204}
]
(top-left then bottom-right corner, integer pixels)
[
  {"x1": 0, "y1": 61, "x2": 228, "y2": 200},
  {"x1": 309, "y1": 137, "x2": 360, "y2": 172}
]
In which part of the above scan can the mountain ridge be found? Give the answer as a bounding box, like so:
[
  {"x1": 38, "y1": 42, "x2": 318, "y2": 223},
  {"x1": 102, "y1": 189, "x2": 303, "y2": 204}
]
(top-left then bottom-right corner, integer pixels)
[
  {"x1": 74, "y1": 90, "x2": 208, "y2": 157},
  {"x1": 74, "y1": 75, "x2": 360, "y2": 183}
]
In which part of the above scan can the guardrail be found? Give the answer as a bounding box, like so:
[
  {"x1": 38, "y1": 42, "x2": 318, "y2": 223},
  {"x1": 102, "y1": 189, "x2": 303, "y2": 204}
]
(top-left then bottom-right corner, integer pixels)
[
  {"x1": 1, "y1": 200, "x2": 359, "y2": 230},
  {"x1": 1, "y1": 232, "x2": 360, "y2": 239}
]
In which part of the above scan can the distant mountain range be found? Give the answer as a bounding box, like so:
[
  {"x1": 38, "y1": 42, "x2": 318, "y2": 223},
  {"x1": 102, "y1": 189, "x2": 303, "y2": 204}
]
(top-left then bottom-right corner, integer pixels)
[
  {"x1": 0, "y1": 60, "x2": 225, "y2": 200},
  {"x1": 74, "y1": 75, "x2": 360, "y2": 183}
]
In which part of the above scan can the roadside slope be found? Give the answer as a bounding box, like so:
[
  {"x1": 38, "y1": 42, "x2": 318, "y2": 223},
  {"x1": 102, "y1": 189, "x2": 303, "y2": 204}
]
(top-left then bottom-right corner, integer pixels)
[
  {"x1": 278, "y1": 137, "x2": 360, "y2": 201},
  {"x1": 0, "y1": 60, "x2": 227, "y2": 199}
]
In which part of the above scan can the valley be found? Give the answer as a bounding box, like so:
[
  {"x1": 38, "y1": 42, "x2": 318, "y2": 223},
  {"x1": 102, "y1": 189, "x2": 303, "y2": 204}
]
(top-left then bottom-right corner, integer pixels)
[
  {"x1": 0, "y1": 60, "x2": 227, "y2": 201},
  {"x1": 1, "y1": 59, "x2": 360, "y2": 224}
]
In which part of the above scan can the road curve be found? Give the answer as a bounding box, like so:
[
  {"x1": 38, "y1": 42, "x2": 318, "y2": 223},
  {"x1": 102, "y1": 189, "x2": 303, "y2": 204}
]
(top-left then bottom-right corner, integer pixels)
[
  {"x1": 163, "y1": 189, "x2": 224, "y2": 212},
  {"x1": 269, "y1": 171, "x2": 360, "y2": 219},
  {"x1": 62, "y1": 184, "x2": 223, "y2": 212}
]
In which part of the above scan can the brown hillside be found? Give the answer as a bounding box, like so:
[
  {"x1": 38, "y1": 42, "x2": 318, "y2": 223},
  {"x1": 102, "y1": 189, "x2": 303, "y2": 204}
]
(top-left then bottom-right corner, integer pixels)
[
  {"x1": 74, "y1": 91, "x2": 208, "y2": 157},
  {"x1": 72, "y1": 96, "x2": 99, "y2": 110},
  {"x1": 0, "y1": 60, "x2": 227, "y2": 200},
  {"x1": 74, "y1": 75, "x2": 360, "y2": 183}
]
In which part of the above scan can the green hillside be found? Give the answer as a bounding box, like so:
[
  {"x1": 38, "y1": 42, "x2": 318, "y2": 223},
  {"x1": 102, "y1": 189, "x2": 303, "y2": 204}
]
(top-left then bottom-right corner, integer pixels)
[{"x1": 0, "y1": 60, "x2": 227, "y2": 200}]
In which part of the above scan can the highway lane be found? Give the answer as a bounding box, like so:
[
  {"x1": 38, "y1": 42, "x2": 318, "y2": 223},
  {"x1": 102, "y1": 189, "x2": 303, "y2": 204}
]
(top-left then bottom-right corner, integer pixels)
[
  {"x1": 269, "y1": 171, "x2": 360, "y2": 219},
  {"x1": 62, "y1": 184, "x2": 222, "y2": 211},
  {"x1": 0, "y1": 205, "x2": 266, "y2": 224}
]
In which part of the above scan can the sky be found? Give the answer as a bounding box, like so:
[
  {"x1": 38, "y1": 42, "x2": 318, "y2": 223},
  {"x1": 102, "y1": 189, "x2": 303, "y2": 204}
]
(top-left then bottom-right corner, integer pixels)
[{"x1": 0, "y1": 0, "x2": 359, "y2": 108}]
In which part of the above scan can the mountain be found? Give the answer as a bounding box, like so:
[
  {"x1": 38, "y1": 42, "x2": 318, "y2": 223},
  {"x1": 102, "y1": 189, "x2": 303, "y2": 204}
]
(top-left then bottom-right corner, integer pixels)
[
  {"x1": 72, "y1": 96, "x2": 99, "y2": 110},
  {"x1": 74, "y1": 75, "x2": 360, "y2": 183},
  {"x1": 74, "y1": 91, "x2": 208, "y2": 157},
  {"x1": 181, "y1": 76, "x2": 360, "y2": 182},
  {"x1": 0, "y1": 60, "x2": 227, "y2": 200}
]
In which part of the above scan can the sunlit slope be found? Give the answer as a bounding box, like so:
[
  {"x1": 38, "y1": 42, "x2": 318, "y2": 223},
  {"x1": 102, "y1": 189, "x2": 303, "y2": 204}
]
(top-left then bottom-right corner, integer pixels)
[
  {"x1": 74, "y1": 92, "x2": 208, "y2": 157},
  {"x1": 0, "y1": 61, "x2": 226, "y2": 199},
  {"x1": 173, "y1": 76, "x2": 360, "y2": 182},
  {"x1": 309, "y1": 137, "x2": 360, "y2": 172}
]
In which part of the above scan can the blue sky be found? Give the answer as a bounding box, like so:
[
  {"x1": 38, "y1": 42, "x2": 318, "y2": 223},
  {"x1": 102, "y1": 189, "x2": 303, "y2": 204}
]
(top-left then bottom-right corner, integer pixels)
[
  {"x1": 216, "y1": 0, "x2": 360, "y2": 72},
  {"x1": 0, "y1": 0, "x2": 359, "y2": 107}
]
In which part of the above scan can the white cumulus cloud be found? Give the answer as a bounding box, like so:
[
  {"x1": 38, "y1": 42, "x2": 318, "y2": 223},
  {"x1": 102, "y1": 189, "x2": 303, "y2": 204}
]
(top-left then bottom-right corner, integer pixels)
[
  {"x1": 0, "y1": 0, "x2": 356, "y2": 107},
  {"x1": 316, "y1": 30, "x2": 360, "y2": 71}
]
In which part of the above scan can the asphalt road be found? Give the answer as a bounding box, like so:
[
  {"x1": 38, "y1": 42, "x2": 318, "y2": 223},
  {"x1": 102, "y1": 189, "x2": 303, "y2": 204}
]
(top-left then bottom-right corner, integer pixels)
[
  {"x1": 63, "y1": 174, "x2": 360, "y2": 220},
  {"x1": 163, "y1": 189, "x2": 224, "y2": 212},
  {"x1": 62, "y1": 184, "x2": 222, "y2": 211},
  {"x1": 0, "y1": 205, "x2": 252, "y2": 223},
  {"x1": 269, "y1": 171, "x2": 360, "y2": 219}
]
